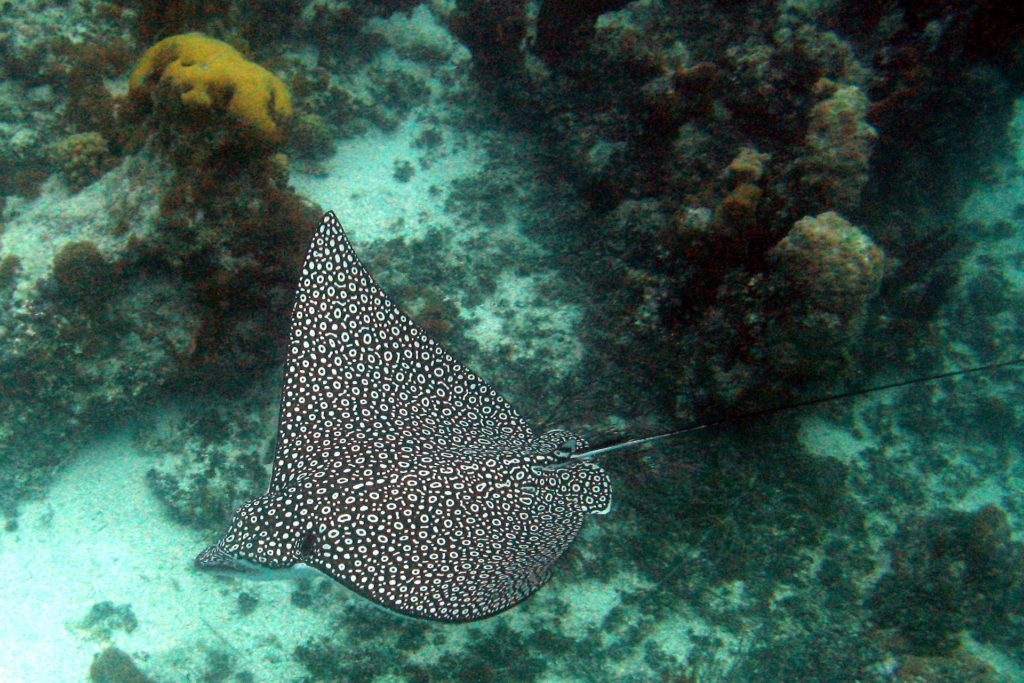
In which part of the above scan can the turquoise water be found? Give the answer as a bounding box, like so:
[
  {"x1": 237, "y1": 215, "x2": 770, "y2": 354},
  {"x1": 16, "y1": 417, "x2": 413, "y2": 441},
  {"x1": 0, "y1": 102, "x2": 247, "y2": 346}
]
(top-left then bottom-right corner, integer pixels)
[{"x1": 0, "y1": 2, "x2": 1022, "y2": 681}]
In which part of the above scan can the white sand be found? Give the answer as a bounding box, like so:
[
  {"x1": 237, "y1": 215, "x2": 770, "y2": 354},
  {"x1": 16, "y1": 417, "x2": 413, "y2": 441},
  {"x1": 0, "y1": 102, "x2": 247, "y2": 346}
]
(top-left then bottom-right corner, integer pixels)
[
  {"x1": 0, "y1": 431, "x2": 330, "y2": 682},
  {"x1": 291, "y1": 114, "x2": 489, "y2": 246}
]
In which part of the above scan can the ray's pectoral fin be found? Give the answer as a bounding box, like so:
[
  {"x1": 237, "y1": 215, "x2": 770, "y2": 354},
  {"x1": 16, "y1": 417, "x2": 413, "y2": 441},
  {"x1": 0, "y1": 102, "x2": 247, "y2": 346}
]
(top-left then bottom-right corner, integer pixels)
[
  {"x1": 548, "y1": 461, "x2": 613, "y2": 515},
  {"x1": 298, "y1": 530, "x2": 318, "y2": 559}
]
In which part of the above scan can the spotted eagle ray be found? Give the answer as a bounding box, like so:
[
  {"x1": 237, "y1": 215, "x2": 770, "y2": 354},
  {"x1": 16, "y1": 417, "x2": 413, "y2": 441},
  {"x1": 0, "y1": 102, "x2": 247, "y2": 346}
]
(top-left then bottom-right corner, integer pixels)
[{"x1": 196, "y1": 211, "x2": 611, "y2": 622}]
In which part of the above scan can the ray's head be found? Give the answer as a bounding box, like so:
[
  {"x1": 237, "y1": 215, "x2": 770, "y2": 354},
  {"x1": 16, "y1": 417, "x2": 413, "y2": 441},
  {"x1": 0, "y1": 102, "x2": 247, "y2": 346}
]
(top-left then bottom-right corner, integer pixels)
[{"x1": 195, "y1": 492, "x2": 315, "y2": 574}]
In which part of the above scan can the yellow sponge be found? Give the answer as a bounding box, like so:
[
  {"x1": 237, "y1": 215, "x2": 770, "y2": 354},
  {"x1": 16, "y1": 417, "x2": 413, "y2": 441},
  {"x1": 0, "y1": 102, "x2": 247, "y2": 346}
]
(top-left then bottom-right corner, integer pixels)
[{"x1": 130, "y1": 33, "x2": 293, "y2": 143}]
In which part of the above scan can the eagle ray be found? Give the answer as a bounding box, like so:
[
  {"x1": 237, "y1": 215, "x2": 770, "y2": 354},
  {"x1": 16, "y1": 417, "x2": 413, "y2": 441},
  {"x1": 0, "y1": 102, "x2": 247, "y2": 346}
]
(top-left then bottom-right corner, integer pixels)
[{"x1": 196, "y1": 211, "x2": 611, "y2": 622}]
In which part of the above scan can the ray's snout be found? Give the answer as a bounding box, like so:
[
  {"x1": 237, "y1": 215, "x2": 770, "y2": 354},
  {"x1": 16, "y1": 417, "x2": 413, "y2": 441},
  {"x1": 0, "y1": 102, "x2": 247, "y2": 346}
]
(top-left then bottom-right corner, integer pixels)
[{"x1": 195, "y1": 544, "x2": 244, "y2": 572}]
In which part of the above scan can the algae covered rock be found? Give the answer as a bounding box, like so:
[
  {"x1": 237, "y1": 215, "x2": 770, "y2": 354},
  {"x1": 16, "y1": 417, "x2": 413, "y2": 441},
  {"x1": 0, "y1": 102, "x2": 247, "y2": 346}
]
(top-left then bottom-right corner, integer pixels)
[
  {"x1": 52, "y1": 132, "x2": 113, "y2": 192},
  {"x1": 761, "y1": 210, "x2": 884, "y2": 377},
  {"x1": 868, "y1": 505, "x2": 1024, "y2": 656},
  {"x1": 89, "y1": 646, "x2": 152, "y2": 683},
  {"x1": 72, "y1": 601, "x2": 139, "y2": 641},
  {"x1": 688, "y1": 210, "x2": 885, "y2": 411},
  {"x1": 51, "y1": 240, "x2": 116, "y2": 305}
]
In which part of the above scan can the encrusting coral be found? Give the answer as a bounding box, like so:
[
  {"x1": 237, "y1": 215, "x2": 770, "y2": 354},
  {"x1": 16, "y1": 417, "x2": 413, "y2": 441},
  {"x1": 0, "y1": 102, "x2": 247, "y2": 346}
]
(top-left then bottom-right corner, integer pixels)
[
  {"x1": 52, "y1": 132, "x2": 113, "y2": 191},
  {"x1": 760, "y1": 211, "x2": 885, "y2": 379},
  {"x1": 128, "y1": 33, "x2": 293, "y2": 143},
  {"x1": 51, "y1": 240, "x2": 116, "y2": 305}
]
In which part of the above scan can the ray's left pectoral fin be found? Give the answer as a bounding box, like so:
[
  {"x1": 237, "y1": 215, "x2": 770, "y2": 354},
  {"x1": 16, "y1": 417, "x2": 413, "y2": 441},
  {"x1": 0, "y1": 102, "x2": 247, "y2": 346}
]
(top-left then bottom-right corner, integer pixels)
[{"x1": 548, "y1": 461, "x2": 613, "y2": 515}]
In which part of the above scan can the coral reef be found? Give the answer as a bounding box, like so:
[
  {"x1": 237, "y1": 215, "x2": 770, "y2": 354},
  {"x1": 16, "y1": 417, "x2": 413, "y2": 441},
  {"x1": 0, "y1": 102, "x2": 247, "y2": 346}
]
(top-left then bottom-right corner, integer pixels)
[
  {"x1": 144, "y1": 160, "x2": 321, "y2": 386},
  {"x1": 129, "y1": 33, "x2": 293, "y2": 144},
  {"x1": 725, "y1": 146, "x2": 770, "y2": 186},
  {"x1": 51, "y1": 240, "x2": 117, "y2": 306},
  {"x1": 120, "y1": 30, "x2": 321, "y2": 388},
  {"x1": 449, "y1": 0, "x2": 526, "y2": 77},
  {"x1": 288, "y1": 112, "x2": 335, "y2": 160},
  {"x1": 0, "y1": 150, "x2": 200, "y2": 521},
  {"x1": 144, "y1": 385, "x2": 277, "y2": 529},
  {"x1": 0, "y1": 0, "x2": 1020, "y2": 679},
  {"x1": 688, "y1": 211, "x2": 884, "y2": 411},
  {"x1": 768, "y1": 211, "x2": 884, "y2": 322},
  {"x1": 842, "y1": 2, "x2": 1022, "y2": 231},
  {"x1": 535, "y1": 0, "x2": 632, "y2": 67},
  {"x1": 449, "y1": 0, "x2": 635, "y2": 71},
  {"x1": 440, "y1": 0, "x2": 1022, "y2": 431}
]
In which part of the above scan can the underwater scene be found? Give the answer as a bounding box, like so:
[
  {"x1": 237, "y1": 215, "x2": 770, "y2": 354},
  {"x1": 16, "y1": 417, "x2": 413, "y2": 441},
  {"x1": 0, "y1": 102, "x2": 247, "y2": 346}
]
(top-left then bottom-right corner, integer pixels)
[{"x1": 0, "y1": 0, "x2": 1022, "y2": 681}]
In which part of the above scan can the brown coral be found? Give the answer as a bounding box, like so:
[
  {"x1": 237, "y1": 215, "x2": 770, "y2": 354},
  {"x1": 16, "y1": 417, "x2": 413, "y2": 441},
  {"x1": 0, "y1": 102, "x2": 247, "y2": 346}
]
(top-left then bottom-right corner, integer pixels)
[
  {"x1": 724, "y1": 147, "x2": 770, "y2": 187},
  {"x1": 52, "y1": 241, "x2": 116, "y2": 305},
  {"x1": 798, "y1": 80, "x2": 877, "y2": 212},
  {"x1": 769, "y1": 210, "x2": 884, "y2": 314}
]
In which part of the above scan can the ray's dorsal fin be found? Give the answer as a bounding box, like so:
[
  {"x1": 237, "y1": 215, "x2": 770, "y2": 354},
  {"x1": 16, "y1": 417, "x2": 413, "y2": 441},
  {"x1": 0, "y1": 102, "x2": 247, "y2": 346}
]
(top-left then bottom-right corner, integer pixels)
[{"x1": 580, "y1": 355, "x2": 1024, "y2": 459}]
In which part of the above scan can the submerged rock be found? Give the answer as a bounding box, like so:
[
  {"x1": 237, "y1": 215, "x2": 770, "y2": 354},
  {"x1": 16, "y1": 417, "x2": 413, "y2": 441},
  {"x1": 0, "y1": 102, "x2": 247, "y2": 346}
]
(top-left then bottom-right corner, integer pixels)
[{"x1": 89, "y1": 647, "x2": 152, "y2": 683}]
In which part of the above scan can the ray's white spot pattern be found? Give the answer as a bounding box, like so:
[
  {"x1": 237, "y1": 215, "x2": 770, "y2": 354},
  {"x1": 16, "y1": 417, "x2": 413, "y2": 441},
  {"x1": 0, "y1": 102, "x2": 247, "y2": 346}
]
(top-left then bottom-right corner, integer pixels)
[{"x1": 195, "y1": 212, "x2": 612, "y2": 622}]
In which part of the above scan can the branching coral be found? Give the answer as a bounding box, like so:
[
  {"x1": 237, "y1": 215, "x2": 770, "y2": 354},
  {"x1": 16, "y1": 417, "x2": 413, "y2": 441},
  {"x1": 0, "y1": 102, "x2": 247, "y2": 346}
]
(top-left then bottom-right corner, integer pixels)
[{"x1": 129, "y1": 33, "x2": 293, "y2": 143}]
